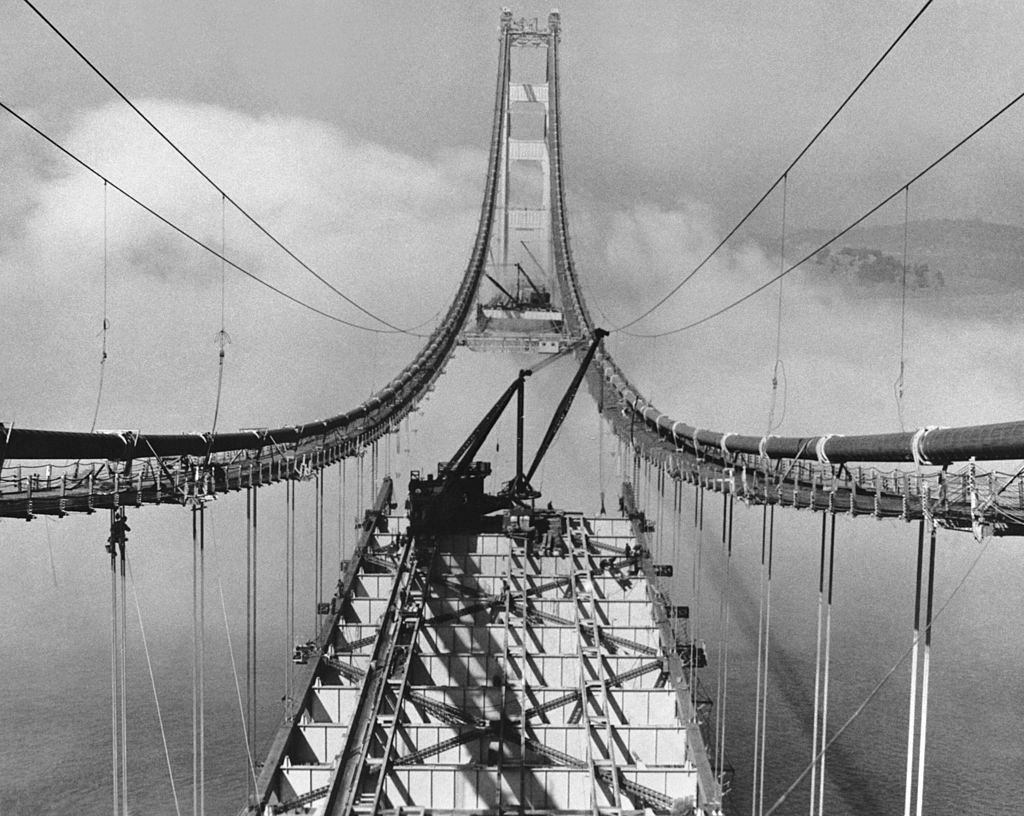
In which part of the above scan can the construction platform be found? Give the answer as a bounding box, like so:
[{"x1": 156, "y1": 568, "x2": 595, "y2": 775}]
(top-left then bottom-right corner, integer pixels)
[{"x1": 253, "y1": 481, "x2": 720, "y2": 815}]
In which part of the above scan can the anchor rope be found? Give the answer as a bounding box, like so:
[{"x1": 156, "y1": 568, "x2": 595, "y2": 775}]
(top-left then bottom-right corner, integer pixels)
[
  {"x1": 127, "y1": 557, "x2": 184, "y2": 816},
  {"x1": 205, "y1": 510, "x2": 260, "y2": 795}
]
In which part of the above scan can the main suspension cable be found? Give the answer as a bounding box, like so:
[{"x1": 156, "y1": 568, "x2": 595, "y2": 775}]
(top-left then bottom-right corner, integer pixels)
[
  {"x1": 626, "y1": 84, "x2": 1024, "y2": 339},
  {"x1": 614, "y1": 0, "x2": 935, "y2": 331},
  {"x1": 18, "y1": 0, "x2": 424, "y2": 336},
  {"x1": 0, "y1": 100, "x2": 418, "y2": 335},
  {"x1": 894, "y1": 186, "x2": 911, "y2": 431}
]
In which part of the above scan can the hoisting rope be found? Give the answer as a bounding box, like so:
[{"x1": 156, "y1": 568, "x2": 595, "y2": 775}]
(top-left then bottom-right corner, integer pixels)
[
  {"x1": 894, "y1": 186, "x2": 911, "y2": 431},
  {"x1": 206, "y1": 195, "x2": 230, "y2": 466},
  {"x1": 127, "y1": 557, "x2": 183, "y2": 816},
  {"x1": 766, "y1": 518, "x2": 991, "y2": 816},
  {"x1": 808, "y1": 512, "x2": 827, "y2": 816},
  {"x1": 767, "y1": 175, "x2": 788, "y2": 435},
  {"x1": 89, "y1": 181, "x2": 109, "y2": 434}
]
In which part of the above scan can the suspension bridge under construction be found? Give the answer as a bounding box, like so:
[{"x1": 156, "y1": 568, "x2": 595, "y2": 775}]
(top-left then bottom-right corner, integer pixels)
[{"x1": 3, "y1": 6, "x2": 1024, "y2": 816}]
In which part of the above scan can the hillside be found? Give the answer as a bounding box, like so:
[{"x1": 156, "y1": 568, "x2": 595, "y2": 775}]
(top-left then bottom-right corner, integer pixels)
[{"x1": 780, "y1": 219, "x2": 1024, "y2": 296}]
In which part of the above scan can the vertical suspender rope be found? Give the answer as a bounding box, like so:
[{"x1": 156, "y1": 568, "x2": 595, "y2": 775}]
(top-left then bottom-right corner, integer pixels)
[
  {"x1": 284, "y1": 480, "x2": 292, "y2": 715},
  {"x1": 598, "y1": 391, "x2": 607, "y2": 515},
  {"x1": 717, "y1": 495, "x2": 735, "y2": 783},
  {"x1": 341, "y1": 458, "x2": 347, "y2": 562},
  {"x1": 894, "y1": 186, "x2": 911, "y2": 431},
  {"x1": 119, "y1": 524, "x2": 128, "y2": 816},
  {"x1": 108, "y1": 516, "x2": 119, "y2": 816},
  {"x1": 191, "y1": 506, "x2": 199, "y2": 816},
  {"x1": 320, "y1": 469, "x2": 325, "y2": 619},
  {"x1": 751, "y1": 504, "x2": 768, "y2": 816},
  {"x1": 903, "y1": 518, "x2": 925, "y2": 816},
  {"x1": 210, "y1": 194, "x2": 229, "y2": 445},
  {"x1": 809, "y1": 512, "x2": 827, "y2": 816},
  {"x1": 290, "y1": 477, "x2": 296, "y2": 676},
  {"x1": 767, "y1": 174, "x2": 788, "y2": 435},
  {"x1": 245, "y1": 485, "x2": 253, "y2": 806},
  {"x1": 915, "y1": 503, "x2": 938, "y2": 816},
  {"x1": 817, "y1": 514, "x2": 838, "y2": 816},
  {"x1": 199, "y1": 505, "x2": 206, "y2": 816},
  {"x1": 251, "y1": 483, "x2": 258, "y2": 767},
  {"x1": 357, "y1": 453, "x2": 364, "y2": 522},
  {"x1": 758, "y1": 505, "x2": 776, "y2": 816},
  {"x1": 314, "y1": 472, "x2": 321, "y2": 631},
  {"x1": 697, "y1": 484, "x2": 705, "y2": 683},
  {"x1": 713, "y1": 493, "x2": 726, "y2": 779},
  {"x1": 90, "y1": 180, "x2": 109, "y2": 435}
]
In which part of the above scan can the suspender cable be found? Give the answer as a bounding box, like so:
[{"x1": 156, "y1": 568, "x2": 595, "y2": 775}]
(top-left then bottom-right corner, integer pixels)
[
  {"x1": 191, "y1": 506, "x2": 199, "y2": 816},
  {"x1": 199, "y1": 505, "x2": 206, "y2": 816},
  {"x1": 598, "y1": 390, "x2": 607, "y2": 515},
  {"x1": 903, "y1": 519, "x2": 925, "y2": 816},
  {"x1": 713, "y1": 492, "x2": 727, "y2": 778},
  {"x1": 314, "y1": 472, "x2": 321, "y2": 631},
  {"x1": 817, "y1": 514, "x2": 838, "y2": 816},
  {"x1": 691, "y1": 482, "x2": 704, "y2": 707},
  {"x1": 614, "y1": 0, "x2": 935, "y2": 332},
  {"x1": 767, "y1": 175, "x2": 788, "y2": 434},
  {"x1": 251, "y1": 484, "x2": 258, "y2": 769},
  {"x1": 284, "y1": 480, "x2": 293, "y2": 714},
  {"x1": 894, "y1": 186, "x2": 911, "y2": 431},
  {"x1": 119, "y1": 522, "x2": 128, "y2": 816},
  {"x1": 108, "y1": 517, "x2": 119, "y2": 816},
  {"x1": 340, "y1": 458, "x2": 347, "y2": 563},
  {"x1": 809, "y1": 512, "x2": 827, "y2": 816},
  {"x1": 915, "y1": 506, "x2": 938, "y2": 816},
  {"x1": 245, "y1": 485, "x2": 253, "y2": 806},
  {"x1": 19, "y1": 0, "x2": 418, "y2": 336},
  {"x1": 210, "y1": 195, "x2": 229, "y2": 447},
  {"x1": 766, "y1": 522, "x2": 992, "y2": 816},
  {"x1": 717, "y1": 495, "x2": 735, "y2": 784},
  {"x1": 757, "y1": 505, "x2": 777, "y2": 816},
  {"x1": 90, "y1": 181, "x2": 109, "y2": 435},
  {"x1": 751, "y1": 504, "x2": 768, "y2": 816}
]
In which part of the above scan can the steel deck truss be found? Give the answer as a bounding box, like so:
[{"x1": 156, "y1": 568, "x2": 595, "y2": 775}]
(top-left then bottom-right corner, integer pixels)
[{"x1": 259, "y1": 499, "x2": 718, "y2": 815}]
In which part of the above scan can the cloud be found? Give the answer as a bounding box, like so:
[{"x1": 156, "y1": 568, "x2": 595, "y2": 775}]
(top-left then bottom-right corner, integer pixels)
[{"x1": 0, "y1": 100, "x2": 484, "y2": 434}]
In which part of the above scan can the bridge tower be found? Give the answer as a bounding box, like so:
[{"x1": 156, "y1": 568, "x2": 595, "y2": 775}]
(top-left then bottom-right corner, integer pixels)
[{"x1": 461, "y1": 11, "x2": 568, "y2": 354}]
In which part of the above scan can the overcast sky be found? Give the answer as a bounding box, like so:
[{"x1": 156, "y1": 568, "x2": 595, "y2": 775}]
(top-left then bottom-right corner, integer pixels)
[{"x1": 4, "y1": 0, "x2": 1024, "y2": 437}]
